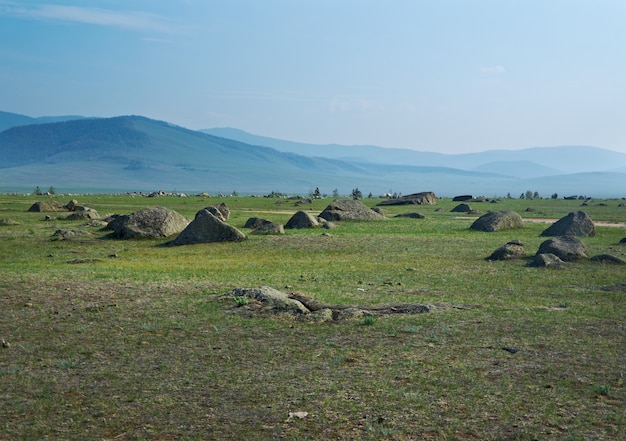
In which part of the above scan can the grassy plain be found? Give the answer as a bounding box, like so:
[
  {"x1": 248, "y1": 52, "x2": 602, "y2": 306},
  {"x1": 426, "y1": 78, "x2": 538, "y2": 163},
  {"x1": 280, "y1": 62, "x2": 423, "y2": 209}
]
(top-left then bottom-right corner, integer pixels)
[{"x1": 0, "y1": 194, "x2": 624, "y2": 440}]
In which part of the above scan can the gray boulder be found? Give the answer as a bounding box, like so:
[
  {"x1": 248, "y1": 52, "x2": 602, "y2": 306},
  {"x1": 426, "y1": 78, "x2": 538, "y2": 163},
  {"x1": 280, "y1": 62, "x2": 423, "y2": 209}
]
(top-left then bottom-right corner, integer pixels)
[
  {"x1": 285, "y1": 211, "x2": 319, "y2": 229},
  {"x1": 470, "y1": 210, "x2": 523, "y2": 232},
  {"x1": 251, "y1": 222, "x2": 285, "y2": 235},
  {"x1": 486, "y1": 240, "x2": 526, "y2": 261},
  {"x1": 536, "y1": 236, "x2": 588, "y2": 262},
  {"x1": 169, "y1": 208, "x2": 246, "y2": 245},
  {"x1": 28, "y1": 201, "x2": 65, "y2": 212},
  {"x1": 528, "y1": 253, "x2": 567, "y2": 268},
  {"x1": 319, "y1": 199, "x2": 385, "y2": 221},
  {"x1": 66, "y1": 208, "x2": 100, "y2": 220},
  {"x1": 540, "y1": 211, "x2": 595, "y2": 237},
  {"x1": 107, "y1": 206, "x2": 190, "y2": 239},
  {"x1": 376, "y1": 191, "x2": 437, "y2": 206},
  {"x1": 244, "y1": 217, "x2": 272, "y2": 229}
]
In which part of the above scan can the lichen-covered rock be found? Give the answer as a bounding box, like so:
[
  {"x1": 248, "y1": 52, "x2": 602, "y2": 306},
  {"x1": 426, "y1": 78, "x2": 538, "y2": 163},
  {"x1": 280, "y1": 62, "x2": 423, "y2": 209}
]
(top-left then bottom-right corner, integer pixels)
[
  {"x1": 229, "y1": 287, "x2": 310, "y2": 314},
  {"x1": 470, "y1": 210, "x2": 523, "y2": 232},
  {"x1": 486, "y1": 241, "x2": 526, "y2": 261},
  {"x1": 107, "y1": 206, "x2": 190, "y2": 239},
  {"x1": 251, "y1": 222, "x2": 284, "y2": 235},
  {"x1": 527, "y1": 253, "x2": 567, "y2": 268},
  {"x1": 285, "y1": 211, "x2": 319, "y2": 229}
]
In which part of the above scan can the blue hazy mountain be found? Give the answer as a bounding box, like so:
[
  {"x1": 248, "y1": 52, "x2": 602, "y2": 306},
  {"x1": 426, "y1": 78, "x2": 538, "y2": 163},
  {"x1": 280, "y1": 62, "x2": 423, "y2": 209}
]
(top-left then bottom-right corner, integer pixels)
[{"x1": 1, "y1": 112, "x2": 624, "y2": 197}]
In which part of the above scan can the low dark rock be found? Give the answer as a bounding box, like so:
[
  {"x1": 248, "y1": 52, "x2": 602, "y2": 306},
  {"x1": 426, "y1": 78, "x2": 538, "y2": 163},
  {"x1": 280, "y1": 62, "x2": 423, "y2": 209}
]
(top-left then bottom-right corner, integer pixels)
[
  {"x1": 451, "y1": 203, "x2": 472, "y2": 213},
  {"x1": 244, "y1": 217, "x2": 272, "y2": 229},
  {"x1": 319, "y1": 199, "x2": 385, "y2": 221},
  {"x1": 377, "y1": 192, "x2": 437, "y2": 206},
  {"x1": 251, "y1": 222, "x2": 285, "y2": 235},
  {"x1": 169, "y1": 209, "x2": 246, "y2": 245},
  {"x1": 486, "y1": 241, "x2": 526, "y2": 261},
  {"x1": 536, "y1": 236, "x2": 588, "y2": 262},
  {"x1": 527, "y1": 253, "x2": 567, "y2": 268},
  {"x1": 285, "y1": 211, "x2": 319, "y2": 229},
  {"x1": 470, "y1": 210, "x2": 523, "y2": 232},
  {"x1": 394, "y1": 213, "x2": 425, "y2": 219},
  {"x1": 590, "y1": 254, "x2": 625, "y2": 265}
]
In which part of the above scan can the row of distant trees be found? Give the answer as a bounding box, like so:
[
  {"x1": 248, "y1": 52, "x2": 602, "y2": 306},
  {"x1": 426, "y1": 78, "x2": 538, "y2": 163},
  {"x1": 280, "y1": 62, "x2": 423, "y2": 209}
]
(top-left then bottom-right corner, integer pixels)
[{"x1": 507, "y1": 190, "x2": 559, "y2": 200}]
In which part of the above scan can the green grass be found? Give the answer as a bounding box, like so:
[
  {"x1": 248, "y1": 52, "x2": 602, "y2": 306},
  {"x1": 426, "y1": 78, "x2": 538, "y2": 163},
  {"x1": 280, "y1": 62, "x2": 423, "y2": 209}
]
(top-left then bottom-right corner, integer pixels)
[{"x1": 0, "y1": 194, "x2": 624, "y2": 440}]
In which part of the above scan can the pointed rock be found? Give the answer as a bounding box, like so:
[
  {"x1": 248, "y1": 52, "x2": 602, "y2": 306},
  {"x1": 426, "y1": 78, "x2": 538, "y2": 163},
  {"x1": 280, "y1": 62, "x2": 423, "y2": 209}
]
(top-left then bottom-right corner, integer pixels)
[
  {"x1": 169, "y1": 208, "x2": 246, "y2": 245},
  {"x1": 285, "y1": 211, "x2": 319, "y2": 229},
  {"x1": 540, "y1": 211, "x2": 595, "y2": 237}
]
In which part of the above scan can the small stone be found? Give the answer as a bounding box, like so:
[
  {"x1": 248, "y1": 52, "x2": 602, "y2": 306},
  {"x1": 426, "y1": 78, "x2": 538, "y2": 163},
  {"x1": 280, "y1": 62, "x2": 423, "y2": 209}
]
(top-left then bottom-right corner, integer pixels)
[{"x1": 1, "y1": 339, "x2": 10, "y2": 348}]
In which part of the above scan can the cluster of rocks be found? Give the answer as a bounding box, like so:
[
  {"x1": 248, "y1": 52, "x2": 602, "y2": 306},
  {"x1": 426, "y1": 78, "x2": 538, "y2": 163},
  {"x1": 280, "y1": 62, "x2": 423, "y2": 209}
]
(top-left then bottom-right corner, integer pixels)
[
  {"x1": 29, "y1": 199, "x2": 101, "y2": 221},
  {"x1": 484, "y1": 211, "x2": 624, "y2": 268},
  {"x1": 226, "y1": 286, "x2": 433, "y2": 322}
]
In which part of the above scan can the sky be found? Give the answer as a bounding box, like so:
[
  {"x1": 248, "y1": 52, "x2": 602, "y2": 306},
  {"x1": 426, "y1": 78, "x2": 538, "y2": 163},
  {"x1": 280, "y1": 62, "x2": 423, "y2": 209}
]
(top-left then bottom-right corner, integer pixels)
[{"x1": 1, "y1": 0, "x2": 625, "y2": 154}]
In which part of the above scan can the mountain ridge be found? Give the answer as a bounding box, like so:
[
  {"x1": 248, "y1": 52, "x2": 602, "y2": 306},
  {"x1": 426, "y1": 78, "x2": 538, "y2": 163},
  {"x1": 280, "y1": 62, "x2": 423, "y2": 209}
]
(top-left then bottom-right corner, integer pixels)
[{"x1": 1, "y1": 112, "x2": 624, "y2": 197}]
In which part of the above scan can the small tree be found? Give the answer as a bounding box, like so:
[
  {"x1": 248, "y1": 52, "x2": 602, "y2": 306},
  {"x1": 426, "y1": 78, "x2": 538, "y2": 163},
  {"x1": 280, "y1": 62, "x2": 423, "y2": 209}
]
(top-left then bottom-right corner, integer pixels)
[
  {"x1": 312, "y1": 187, "x2": 321, "y2": 199},
  {"x1": 48, "y1": 186, "x2": 56, "y2": 195},
  {"x1": 351, "y1": 187, "x2": 363, "y2": 200},
  {"x1": 332, "y1": 188, "x2": 339, "y2": 198},
  {"x1": 367, "y1": 192, "x2": 373, "y2": 199},
  {"x1": 506, "y1": 192, "x2": 512, "y2": 199},
  {"x1": 33, "y1": 186, "x2": 42, "y2": 196},
  {"x1": 551, "y1": 192, "x2": 558, "y2": 199},
  {"x1": 533, "y1": 191, "x2": 540, "y2": 200},
  {"x1": 519, "y1": 193, "x2": 525, "y2": 199},
  {"x1": 525, "y1": 190, "x2": 534, "y2": 200}
]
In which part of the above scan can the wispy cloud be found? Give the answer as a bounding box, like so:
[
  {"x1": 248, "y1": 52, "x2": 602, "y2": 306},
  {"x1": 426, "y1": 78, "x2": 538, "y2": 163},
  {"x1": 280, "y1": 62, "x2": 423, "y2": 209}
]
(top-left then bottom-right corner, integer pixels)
[
  {"x1": 0, "y1": 2, "x2": 174, "y2": 33},
  {"x1": 480, "y1": 65, "x2": 506, "y2": 74}
]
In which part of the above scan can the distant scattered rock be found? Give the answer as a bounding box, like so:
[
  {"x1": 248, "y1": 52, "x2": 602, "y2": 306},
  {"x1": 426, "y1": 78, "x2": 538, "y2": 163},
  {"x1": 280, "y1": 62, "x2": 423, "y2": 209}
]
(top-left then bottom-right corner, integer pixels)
[
  {"x1": 51, "y1": 229, "x2": 94, "y2": 240},
  {"x1": 28, "y1": 201, "x2": 65, "y2": 212},
  {"x1": 318, "y1": 199, "x2": 385, "y2": 221},
  {"x1": 486, "y1": 240, "x2": 526, "y2": 261},
  {"x1": 106, "y1": 206, "x2": 190, "y2": 239},
  {"x1": 251, "y1": 222, "x2": 284, "y2": 235},
  {"x1": 527, "y1": 253, "x2": 567, "y2": 268},
  {"x1": 285, "y1": 211, "x2": 319, "y2": 229},
  {"x1": 168, "y1": 208, "x2": 246, "y2": 245},
  {"x1": 451, "y1": 203, "x2": 474, "y2": 213},
  {"x1": 452, "y1": 195, "x2": 473, "y2": 201},
  {"x1": 377, "y1": 191, "x2": 437, "y2": 206},
  {"x1": 540, "y1": 211, "x2": 595, "y2": 237},
  {"x1": 470, "y1": 210, "x2": 523, "y2": 232},
  {"x1": 590, "y1": 254, "x2": 625, "y2": 265},
  {"x1": 536, "y1": 236, "x2": 588, "y2": 262},
  {"x1": 67, "y1": 208, "x2": 100, "y2": 220},
  {"x1": 394, "y1": 212, "x2": 425, "y2": 219}
]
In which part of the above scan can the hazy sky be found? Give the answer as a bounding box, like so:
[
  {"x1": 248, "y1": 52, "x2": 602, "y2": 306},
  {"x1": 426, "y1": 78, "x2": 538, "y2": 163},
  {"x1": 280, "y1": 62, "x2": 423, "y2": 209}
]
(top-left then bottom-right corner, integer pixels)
[{"x1": 1, "y1": 0, "x2": 625, "y2": 153}]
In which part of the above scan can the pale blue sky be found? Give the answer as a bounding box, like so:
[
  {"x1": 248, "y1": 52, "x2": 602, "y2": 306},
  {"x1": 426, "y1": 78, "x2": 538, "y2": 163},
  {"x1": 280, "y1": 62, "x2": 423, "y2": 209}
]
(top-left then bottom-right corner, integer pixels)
[{"x1": 1, "y1": 0, "x2": 625, "y2": 153}]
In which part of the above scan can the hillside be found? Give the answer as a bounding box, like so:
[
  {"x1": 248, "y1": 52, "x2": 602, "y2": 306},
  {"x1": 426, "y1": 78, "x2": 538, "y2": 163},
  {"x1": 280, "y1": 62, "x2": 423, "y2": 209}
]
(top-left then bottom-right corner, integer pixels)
[
  {"x1": 1, "y1": 113, "x2": 625, "y2": 197},
  {"x1": 0, "y1": 110, "x2": 85, "y2": 132}
]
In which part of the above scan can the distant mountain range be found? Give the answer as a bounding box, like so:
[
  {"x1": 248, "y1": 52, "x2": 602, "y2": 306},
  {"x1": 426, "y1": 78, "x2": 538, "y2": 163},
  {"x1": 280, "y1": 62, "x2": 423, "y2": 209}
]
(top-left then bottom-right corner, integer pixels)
[{"x1": 1, "y1": 111, "x2": 625, "y2": 198}]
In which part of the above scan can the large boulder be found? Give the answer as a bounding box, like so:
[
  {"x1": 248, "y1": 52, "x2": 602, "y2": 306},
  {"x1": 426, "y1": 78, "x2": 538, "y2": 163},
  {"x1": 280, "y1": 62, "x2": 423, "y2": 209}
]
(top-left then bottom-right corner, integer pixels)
[
  {"x1": 106, "y1": 207, "x2": 190, "y2": 239},
  {"x1": 285, "y1": 211, "x2": 319, "y2": 229},
  {"x1": 376, "y1": 191, "x2": 437, "y2": 206},
  {"x1": 540, "y1": 211, "x2": 595, "y2": 237},
  {"x1": 486, "y1": 240, "x2": 526, "y2": 261},
  {"x1": 28, "y1": 201, "x2": 65, "y2": 212},
  {"x1": 470, "y1": 210, "x2": 523, "y2": 232},
  {"x1": 169, "y1": 208, "x2": 246, "y2": 245},
  {"x1": 536, "y1": 236, "x2": 588, "y2": 262},
  {"x1": 318, "y1": 199, "x2": 385, "y2": 221}
]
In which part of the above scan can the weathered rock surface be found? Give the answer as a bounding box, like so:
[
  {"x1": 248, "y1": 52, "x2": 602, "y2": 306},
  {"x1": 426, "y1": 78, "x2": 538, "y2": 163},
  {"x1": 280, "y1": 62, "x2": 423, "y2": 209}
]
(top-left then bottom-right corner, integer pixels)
[
  {"x1": 536, "y1": 236, "x2": 588, "y2": 262},
  {"x1": 318, "y1": 199, "x2": 385, "y2": 221},
  {"x1": 66, "y1": 209, "x2": 100, "y2": 220},
  {"x1": 230, "y1": 287, "x2": 310, "y2": 314},
  {"x1": 470, "y1": 210, "x2": 523, "y2": 232},
  {"x1": 244, "y1": 217, "x2": 272, "y2": 229},
  {"x1": 106, "y1": 206, "x2": 190, "y2": 239},
  {"x1": 285, "y1": 211, "x2": 319, "y2": 229},
  {"x1": 540, "y1": 211, "x2": 595, "y2": 237},
  {"x1": 590, "y1": 254, "x2": 625, "y2": 265},
  {"x1": 204, "y1": 203, "x2": 230, "y2": 222},
  {"x1": 452, "y1": 195, "x2": 473, "y2": 201},
  {"x1": 28, "y1": 201, "x2": 65, "y2": 212},
  {"x1": 169, "y1": 208, "x2": 245, "y2": 245},
  {"x1": 486, "y1": 240, "x2": 526, "y2": 261},
  {"x1": 251, "y1": 222, "x2": 284, "y2": 235},
  {"x1": 528, "y1": 253, "x2": 567, "y2": 268},
  {"x1": 376, "y1": 191, "x2": 437, "y2": 206}
]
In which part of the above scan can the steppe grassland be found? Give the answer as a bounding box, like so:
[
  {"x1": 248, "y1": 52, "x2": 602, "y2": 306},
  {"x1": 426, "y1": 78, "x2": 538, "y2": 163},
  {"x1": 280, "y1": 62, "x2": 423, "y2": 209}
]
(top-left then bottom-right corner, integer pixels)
[{"x1": 0, "y1": 194, "x2": 624, "y2": 440}]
